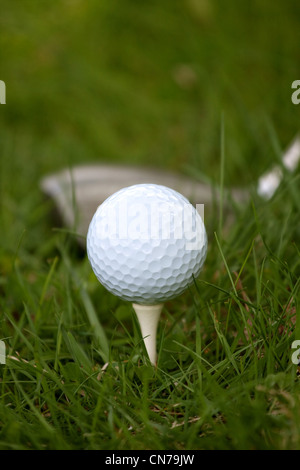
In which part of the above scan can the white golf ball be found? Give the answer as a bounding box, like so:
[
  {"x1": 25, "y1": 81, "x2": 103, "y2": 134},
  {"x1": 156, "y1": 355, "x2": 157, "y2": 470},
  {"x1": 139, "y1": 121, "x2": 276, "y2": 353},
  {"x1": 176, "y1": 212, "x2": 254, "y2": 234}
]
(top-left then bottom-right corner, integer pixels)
[{"x1": 87, "y1": 184, "x2": 207, "y2": 304}]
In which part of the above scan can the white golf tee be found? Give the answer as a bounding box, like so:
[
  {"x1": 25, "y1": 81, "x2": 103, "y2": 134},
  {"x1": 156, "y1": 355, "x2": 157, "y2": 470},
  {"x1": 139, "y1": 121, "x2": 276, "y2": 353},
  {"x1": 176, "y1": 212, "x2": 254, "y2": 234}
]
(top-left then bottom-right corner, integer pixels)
[{"x1": 132, "y1": 303, "x2": 163, "y2": 365}]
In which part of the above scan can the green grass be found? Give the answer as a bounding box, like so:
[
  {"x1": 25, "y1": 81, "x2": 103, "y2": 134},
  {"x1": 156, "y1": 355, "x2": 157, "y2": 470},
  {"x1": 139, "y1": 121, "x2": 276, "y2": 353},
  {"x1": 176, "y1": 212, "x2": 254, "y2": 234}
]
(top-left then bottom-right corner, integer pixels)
[{"x1": 0, "y1": 0, "x2": 300, "y2": 450}]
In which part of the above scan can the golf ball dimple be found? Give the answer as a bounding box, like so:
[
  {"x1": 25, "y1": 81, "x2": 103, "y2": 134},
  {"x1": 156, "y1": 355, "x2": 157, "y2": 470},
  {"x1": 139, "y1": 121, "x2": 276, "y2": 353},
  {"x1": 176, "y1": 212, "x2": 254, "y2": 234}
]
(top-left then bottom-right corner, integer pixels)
[{"x1": 87, "y1": 184, "x2": 207, "y2": 305}]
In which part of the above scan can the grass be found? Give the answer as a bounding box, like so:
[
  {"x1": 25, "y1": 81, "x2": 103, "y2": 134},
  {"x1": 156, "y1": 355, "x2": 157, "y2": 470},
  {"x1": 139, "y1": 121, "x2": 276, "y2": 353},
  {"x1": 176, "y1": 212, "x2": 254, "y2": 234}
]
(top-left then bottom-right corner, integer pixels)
[{"x1": 0, "y1": 0, "x2": 300, "y2": 450}]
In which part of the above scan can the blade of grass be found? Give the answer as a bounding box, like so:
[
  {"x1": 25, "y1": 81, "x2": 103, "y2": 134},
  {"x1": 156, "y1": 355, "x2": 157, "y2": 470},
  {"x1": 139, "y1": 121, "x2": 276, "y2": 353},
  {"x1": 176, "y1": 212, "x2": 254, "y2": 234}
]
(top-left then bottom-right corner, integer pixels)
[
  {"x1": 10, "y1": 369, "x2": 55, "y2": 435},
  {"x1": 62, "y1": 328, "x2": 93, "y2": 371},
  {"x1": 208, "y1": 305, "x2": 241, "y2": 376},
  {"x1": 214, "y1": 231, "x2": 237, "y2": 295},
  {"x1": 35, "y1": 256, "x2": 59, "y2": 327},
  {"x1": 78, "y1": 286, "x2": 110, "y2": 363},
  {"x1": 61, "y1": 250, "x2": 110, "y2": 363},
  {"x1": 219, "y1": 112, "x2": 225, "y2": 235}
]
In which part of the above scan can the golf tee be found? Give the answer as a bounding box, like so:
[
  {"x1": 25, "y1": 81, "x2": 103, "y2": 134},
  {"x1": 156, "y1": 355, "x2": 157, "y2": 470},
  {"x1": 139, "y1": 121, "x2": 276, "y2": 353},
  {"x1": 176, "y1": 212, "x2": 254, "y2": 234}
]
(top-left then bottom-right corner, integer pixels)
[{"x1": 132, "y1": 303, "x2": 163, "y2": 365}]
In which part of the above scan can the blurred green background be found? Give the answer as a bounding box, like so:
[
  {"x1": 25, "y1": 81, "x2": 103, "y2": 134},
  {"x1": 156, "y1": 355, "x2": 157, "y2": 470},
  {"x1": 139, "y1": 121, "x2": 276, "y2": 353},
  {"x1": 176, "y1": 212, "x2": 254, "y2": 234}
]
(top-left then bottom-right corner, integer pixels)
[{"x1": 1, "y1": 0, "x2": 299, "y2": 191}]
